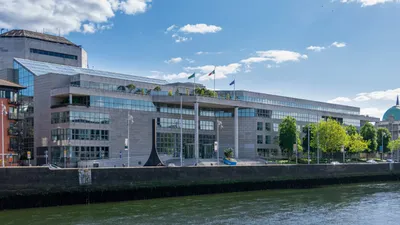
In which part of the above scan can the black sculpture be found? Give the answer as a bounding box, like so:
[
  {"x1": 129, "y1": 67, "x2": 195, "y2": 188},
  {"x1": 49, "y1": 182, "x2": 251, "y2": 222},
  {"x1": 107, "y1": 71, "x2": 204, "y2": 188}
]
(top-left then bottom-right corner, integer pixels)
[{"x1": 144, "y1": 119, "x2": 165, "y2": 166}]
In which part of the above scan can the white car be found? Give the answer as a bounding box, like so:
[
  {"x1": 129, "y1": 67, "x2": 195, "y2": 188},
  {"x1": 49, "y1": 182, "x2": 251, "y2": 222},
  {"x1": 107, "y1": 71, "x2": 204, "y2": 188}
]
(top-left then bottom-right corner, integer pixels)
[
  {"x1": 366, "y1": 160, "x2": 378, "y2": 164},
  {"x1": 330, "y1": 161, "x2": 341, "y2": 165}
]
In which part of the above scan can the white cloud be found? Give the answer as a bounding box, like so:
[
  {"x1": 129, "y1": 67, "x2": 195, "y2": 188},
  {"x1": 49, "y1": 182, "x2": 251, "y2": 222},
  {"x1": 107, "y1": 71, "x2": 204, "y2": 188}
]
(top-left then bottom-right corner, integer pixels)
[
  {"x1": 331, "y1": 42, "x2": 347, "y2": 48},
  {"x1": 240, "y1": 57, "x2": 270, "y2": 64},
  {"x1": 353, "y1": 88, "x2": 400, "y2": 101},
  {"x1": 327, "y1": 97, "x2": 352, "y2": 104},
  {"x1": 354, "y1": 95, "x2": 370, "y2": 102},
  {"x1": 148, "y1": 72, "x2": 190, "y2": 81},
  {"x1": 340, "y1": 0, "x2": 400, "y2": 7},
  {"x1": 360, "y1": 107, "x2": 386, "y2": 118},
  {"x1": 0, "y1": 0, "x2": 151, "y2": 35},
  {"x1": 165, "y1": 24, "x2": 177, "y2": 33},
  {"x1": 179, "y1": 24, "x2": 222, "y2": 34},
  {"x1": 172, "y1": 34, "x2": 191, "y2": 43},
  {"x1": 82, "y1": 23, "x2": 96, "y2": 34},
  {"x1": 195, "y1": 51, "x2": 222, "y2": 55},
  {"x1": 186, "y1": 58, "x2": 195, "y2": 63},
  {"x1": 164, "y1": 57, "x2": 182, "y2": 64},
  {"x1": 255, "y1": 50, "x2": 308, "y2": 63},
  {"x1": 306, "y1": 46, "x2": 326, "y2": 52},
  {"x1": 185, "y1": 63, "x2": 241, "y2": 81}
]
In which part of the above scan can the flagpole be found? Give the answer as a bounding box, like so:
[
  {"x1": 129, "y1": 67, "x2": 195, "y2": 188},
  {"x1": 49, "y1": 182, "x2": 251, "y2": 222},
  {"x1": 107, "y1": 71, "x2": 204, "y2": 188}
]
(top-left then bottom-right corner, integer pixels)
[{"x1": 213, "y1": 67, "x2": 216, "y2": 93}]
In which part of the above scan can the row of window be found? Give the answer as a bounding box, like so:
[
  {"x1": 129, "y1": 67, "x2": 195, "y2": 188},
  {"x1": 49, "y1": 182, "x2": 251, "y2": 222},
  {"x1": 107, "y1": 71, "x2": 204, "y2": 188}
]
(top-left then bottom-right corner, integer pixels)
[
  {"x1": 272, "y1": 111, "x2": 320, "y2": 123},
  {"x1": 90, "y1": 96, "x2": 157, "y2": 112},
  {"x1": 157, "y1": 118, "x2": 214, "y2": 131},
  {"x1": 30, "y1": 48, "x2": 78, "y2": 60},
  {"x1": 257, "y1": 122, "x2": 272, "y2": 132},
  {"x1": 51, "y1": 129, "x2": 109, "y2": 141},
  {"x1": 50, "y1": 146, "x2": 109, "y2": 161},
  {"x1": 343, "y1": 118, "x2": 361, "y2": 127},
  {"x1": 51, "y1": 111, "x2": 110, "y2": 124},
  {"x1": 257, "y1": 135, "x2": 272, "y2": 144},
  {"x1": 0, "y1": 90, "x2": 18, "y2": 102},
  {"x1": 238, "y1": 109, "x2": 272, "y2": 118},
  {"x1": 236, "y1": 95, "x2": 359, "y2": 115}
]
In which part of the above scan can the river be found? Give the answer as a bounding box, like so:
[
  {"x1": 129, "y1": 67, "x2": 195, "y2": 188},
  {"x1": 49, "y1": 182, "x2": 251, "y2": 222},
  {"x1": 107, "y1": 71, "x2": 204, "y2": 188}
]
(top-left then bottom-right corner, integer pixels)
[{"x1": 1, "y1": 182, "x2": 399, "y2": 225}]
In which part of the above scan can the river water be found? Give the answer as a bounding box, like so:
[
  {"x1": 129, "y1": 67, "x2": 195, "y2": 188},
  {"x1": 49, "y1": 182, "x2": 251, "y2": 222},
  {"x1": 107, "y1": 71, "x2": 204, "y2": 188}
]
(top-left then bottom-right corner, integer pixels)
[{"x1": 1, "y1": 182, "x2": 400, "y2": 225}]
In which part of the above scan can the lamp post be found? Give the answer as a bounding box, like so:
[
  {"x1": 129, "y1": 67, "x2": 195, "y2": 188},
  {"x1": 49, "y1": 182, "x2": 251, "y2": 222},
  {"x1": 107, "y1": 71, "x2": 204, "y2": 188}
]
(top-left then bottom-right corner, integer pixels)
[
  {"x1": 1, "y1": 101, "x2": 7, "y2": 168},
  {"x1": 127, "y1": 114, "x2": 134, "y2": 167},
  {"x1": 381, "y1": 133, "x2": 386, "y2": 161},
  {"x1": 216, "y1": 120, "x2": 223, "y2": 166}
]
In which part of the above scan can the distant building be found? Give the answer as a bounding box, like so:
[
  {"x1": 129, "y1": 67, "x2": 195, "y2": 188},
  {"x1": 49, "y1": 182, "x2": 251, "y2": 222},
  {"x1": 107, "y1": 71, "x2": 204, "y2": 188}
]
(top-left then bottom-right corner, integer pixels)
[
  {"x1": 0, "y1": 29, "x2": 87, "y2": 70},
  {"x1": 7, "y1": 58, "x2": 378, "y2": 167},
  {"x1": 0, "y1": 79, "x2": 25, "y2": 166},
  {"x1": 376, "y1": 96, "x2": 400, "y2": 140}
]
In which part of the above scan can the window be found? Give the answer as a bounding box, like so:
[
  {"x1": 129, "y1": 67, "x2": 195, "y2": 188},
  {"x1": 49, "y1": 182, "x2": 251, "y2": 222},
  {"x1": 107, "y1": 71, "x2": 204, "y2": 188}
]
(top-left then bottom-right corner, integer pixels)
[
  {"x1": 273, "y1": 123, "x2": 279, "y2": 132},
  {"x1": 257, "y1": 122, "x2": 263, "y2": 131},
  {"x1": 52, "y1": 129, "x2": 109, "y2": 141},
  {"x1": 265, "y1": 123, "x2": 271, "y2": 131},
  {"x1": 30, "y1": 48, "x2": 78, "y2": 60},
  {"x1": 257, "y1": 135, "x2": 263, "y2": 144},
  {"x1": 265, "y1": 136, "x2": 271, "y2": 144}
]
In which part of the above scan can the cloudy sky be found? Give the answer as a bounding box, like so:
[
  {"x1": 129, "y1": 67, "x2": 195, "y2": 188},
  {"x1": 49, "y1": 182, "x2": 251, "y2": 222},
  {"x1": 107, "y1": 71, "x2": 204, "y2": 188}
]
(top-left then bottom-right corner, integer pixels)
[{"x1": 1, "y1": 0, "x2": 400, "y2": 119}]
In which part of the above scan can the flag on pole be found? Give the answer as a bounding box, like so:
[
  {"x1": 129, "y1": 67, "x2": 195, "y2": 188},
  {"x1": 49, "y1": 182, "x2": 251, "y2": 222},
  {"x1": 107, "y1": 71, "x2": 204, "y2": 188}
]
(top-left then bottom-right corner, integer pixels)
[
  {"x1": 229, "y1": 80, "x2": 235, "y2": 86},
  {"x1": 188, "y1": 73, "x2": 195, "y2": 79},
  {"x1": 208, "y1": 68, "x2": 215, "y2": 76}
]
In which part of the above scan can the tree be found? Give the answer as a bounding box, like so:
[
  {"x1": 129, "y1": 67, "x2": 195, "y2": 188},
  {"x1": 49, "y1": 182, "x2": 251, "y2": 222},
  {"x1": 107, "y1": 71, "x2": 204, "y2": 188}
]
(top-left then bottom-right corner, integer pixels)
[
  {"x1": 360, "y1": 123, "x2": 378, "y2": 153},
  {"x1": 153, "y1": 86, "x2": 161, "y2": 92},
  {"x1": 278, "y1": 116, "x2": 298, "y2": 157},
  {"x1": 126, "y1": 84, "x2": 136, "y2": 93},
  {"x1": 312, "y1": 119, "x2": 347, "y2": 154},
  {"x1": 346, "y1": 133, "x2": 369, "y2": 154},
  {"x1": 346, "y1": 125, "x2": 358, "y2": 136},
  {"x1": 168, "y1": 90, "x2": 173, "y2": 96},
  {"x1": 377, "y1": 127, "x2": 392, "y2": 153},
  {"x1": 388, "y1": 138, "x2": 400, "y2": 154},
  {"x1": 302, "y1": 124, "x2": 317, "y2": 153}
]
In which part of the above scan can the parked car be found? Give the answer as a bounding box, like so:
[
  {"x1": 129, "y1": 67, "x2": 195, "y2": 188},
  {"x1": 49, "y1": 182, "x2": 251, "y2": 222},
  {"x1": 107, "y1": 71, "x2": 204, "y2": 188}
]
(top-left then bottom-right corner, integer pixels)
[
  {"x1": 386, "y1": 159, "x2": 394, "y2": 163},
  {"x1": 366, "y1": 160, "x2": 378, "y2": 164},
  {"x1": 330, "y1": 161, "x2": 341, "y2": 165}
]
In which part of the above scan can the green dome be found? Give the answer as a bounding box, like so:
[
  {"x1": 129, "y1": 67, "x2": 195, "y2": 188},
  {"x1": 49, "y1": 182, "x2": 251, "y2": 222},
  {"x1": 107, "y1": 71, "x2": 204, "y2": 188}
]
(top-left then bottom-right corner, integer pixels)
[{"x1": 383, "y1": 105, "x2": 400, "y2": 121}]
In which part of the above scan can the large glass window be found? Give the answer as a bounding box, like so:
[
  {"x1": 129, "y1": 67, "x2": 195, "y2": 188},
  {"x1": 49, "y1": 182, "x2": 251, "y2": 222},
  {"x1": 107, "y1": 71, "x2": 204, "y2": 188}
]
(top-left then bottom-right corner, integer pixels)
[
  {"x1": 30, "y1": 48, "x2": 78, "y2": 60},
  {"x1": 157, "y1": 118, "x2": 214, "y2": 131},
  {"x1": 51, "y1": 111, "x2": 110, "y2": 124},
  {"x1": 257, "y1": 122, "x2": 263, "y2": 131},
  {"x1": 265, "y1": 123, "x2": 271, "y2": 131},
  {"x1": 273, "y1": 123, "x2": 279, "y2": 132},
  {"x1": 265, "y1": 136, "x2": 271, "y2": 144},
  {"x1": 51, "y1": 129, "x2": 109, "y2": 141},
  {"x1": 257, "y1": 135, "x2": 263, "y2": 144},
  {"x1": 14, "y1": 61, "x2": 34, "y2": 96},
  {"x1": 90, "y1": 96, "x2": 156, "y2": 112}
]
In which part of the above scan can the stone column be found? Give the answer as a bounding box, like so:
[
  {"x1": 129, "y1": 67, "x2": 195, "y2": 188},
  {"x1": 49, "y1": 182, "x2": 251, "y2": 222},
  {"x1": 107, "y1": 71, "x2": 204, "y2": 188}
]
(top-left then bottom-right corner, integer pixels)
[{"x1": 234, "y1": 107, "x2": 239, "y2": 159}]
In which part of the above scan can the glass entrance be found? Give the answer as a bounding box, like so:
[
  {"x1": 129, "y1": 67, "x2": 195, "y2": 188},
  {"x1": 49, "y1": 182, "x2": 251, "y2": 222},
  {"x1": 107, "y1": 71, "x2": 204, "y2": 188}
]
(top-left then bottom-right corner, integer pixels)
[
  {"x1": 201, "y1": 144, "x2": 214, "y2": 159},
  {"x1": 184, "y1": 143, "x2": 195, "y2": 159}
]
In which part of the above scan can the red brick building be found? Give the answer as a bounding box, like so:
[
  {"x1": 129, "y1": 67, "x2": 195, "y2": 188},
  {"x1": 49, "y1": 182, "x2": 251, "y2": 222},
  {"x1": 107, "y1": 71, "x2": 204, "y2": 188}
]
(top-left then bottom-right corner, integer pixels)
[{"x1": 0, "y1": 79, "x2": 25, "y2": 166}]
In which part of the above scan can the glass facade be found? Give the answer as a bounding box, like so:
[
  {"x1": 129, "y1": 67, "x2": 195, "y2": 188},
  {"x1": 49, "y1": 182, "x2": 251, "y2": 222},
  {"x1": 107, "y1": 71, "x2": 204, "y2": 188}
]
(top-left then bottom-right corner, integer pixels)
[
  {"x1": 156, "y1": 133, "x2": 215, "y2": 159},
  {"x1": 235, "y1": 95, "x2": 359, "y2": 115},
  {"x1": 51, "y1": 111, "x2": 110, "y2": 124},
  {"x1": 50, "y1": 146, "x2": 109, "y2": 166},
  {"x1": 343, "y1": 118, "x2": 361, "y2": 127},
  {"x1": 272, "y1": 111, "x2": 319, "y2": 123},
  {"x1": 157, "y1": 118, "x2": 214, "y2": 131},
  {"x1": 90, "y1": 96, "x2": 156, "y2": 112},
  {"x1": 51, "y1": 129, "x2": 109, "y2": 141},
  {"x1": 14, "y1": 61, "x2": 34, "y2": 96}
]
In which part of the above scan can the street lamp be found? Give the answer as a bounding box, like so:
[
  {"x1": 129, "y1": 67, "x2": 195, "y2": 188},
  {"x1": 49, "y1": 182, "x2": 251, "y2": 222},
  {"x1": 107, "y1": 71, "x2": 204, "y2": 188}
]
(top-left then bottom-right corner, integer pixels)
[
  {"x1": 127, "y1": 114, "x2": 134, "y2": 167},
  {"x1": 216, "y1": 120, "x2": 223, "y2": 165}
]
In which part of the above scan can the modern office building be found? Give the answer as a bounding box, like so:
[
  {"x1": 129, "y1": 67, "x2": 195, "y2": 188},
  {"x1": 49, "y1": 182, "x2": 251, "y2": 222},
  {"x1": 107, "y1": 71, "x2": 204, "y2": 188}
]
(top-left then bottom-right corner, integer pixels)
[
  {"x1": 0, "y1": 29, "x2": 87, "y2": 70},
  {"x1": 0, "y1": 79, "x2": 25, "y2": 166},
  {"x1": 3, "y1": 58, "x2": 379, "y2": 167},
  {"x1": 0, "y1": 29, "x2": 87, "y2": 162}
]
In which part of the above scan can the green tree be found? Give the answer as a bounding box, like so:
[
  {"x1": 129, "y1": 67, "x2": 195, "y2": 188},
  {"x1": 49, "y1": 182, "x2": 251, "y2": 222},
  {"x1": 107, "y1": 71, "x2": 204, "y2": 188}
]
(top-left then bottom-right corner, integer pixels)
[
  {"x1": 346, "y1": 125, "x2": 358, "y2": 136},
  {"x1": 168, "y1": 90, "x2": 173, "y2": 96},
  {"x1": 360, "y1": 123, "x2": 378, "y2": 153},
  {"x1": 312, "y1": 119, "x2": 347, "y2": 154},
  {"x1": 302, "y1": 124, "x2": 317, "y2": 153},
  {"x1": 388, "y1": 138, "x2": 400, "y2": 154},
  {"x1": 346, "y1": 133, "x2": 369, "y2": 153},
  {"x1": 377, "y1": 127, "x2": 392, "y2": 153},
  {"x1": 278, "y1": 116, "x2": 298, "y2": 157},
  {"x1": 153, "y1": 86, "x2": 161, "y2": 92},
  {"x1": 126, "y1": 84, "x2": 136, "y2": 93}
]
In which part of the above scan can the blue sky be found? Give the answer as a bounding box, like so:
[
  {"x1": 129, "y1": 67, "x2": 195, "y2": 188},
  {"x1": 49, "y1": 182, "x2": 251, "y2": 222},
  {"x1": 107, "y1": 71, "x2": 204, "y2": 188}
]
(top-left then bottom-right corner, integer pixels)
[{"x1": 2, "y1": 0, "x2": 400, "y2": 118}]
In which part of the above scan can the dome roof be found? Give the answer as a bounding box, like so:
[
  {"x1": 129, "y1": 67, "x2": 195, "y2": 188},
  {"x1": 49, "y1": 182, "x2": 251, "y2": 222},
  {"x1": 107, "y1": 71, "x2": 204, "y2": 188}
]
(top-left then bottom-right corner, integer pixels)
[{"x1": 383, "y1": 105, "x2": 400, "y2": 121}]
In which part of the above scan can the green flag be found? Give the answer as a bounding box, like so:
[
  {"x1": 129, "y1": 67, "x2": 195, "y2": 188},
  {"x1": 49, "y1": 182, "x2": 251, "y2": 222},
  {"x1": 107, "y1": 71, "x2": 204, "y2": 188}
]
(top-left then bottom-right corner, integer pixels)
[{"x1": 188, "y1": 73, "x2": 195, "y2": 79}]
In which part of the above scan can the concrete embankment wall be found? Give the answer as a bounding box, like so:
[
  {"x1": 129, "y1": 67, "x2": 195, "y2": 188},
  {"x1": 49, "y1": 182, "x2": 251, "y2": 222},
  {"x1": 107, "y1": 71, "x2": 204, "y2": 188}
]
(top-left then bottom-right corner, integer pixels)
[{"x1": 1, "y1": 164, "x2": 400, "y2": 210}]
